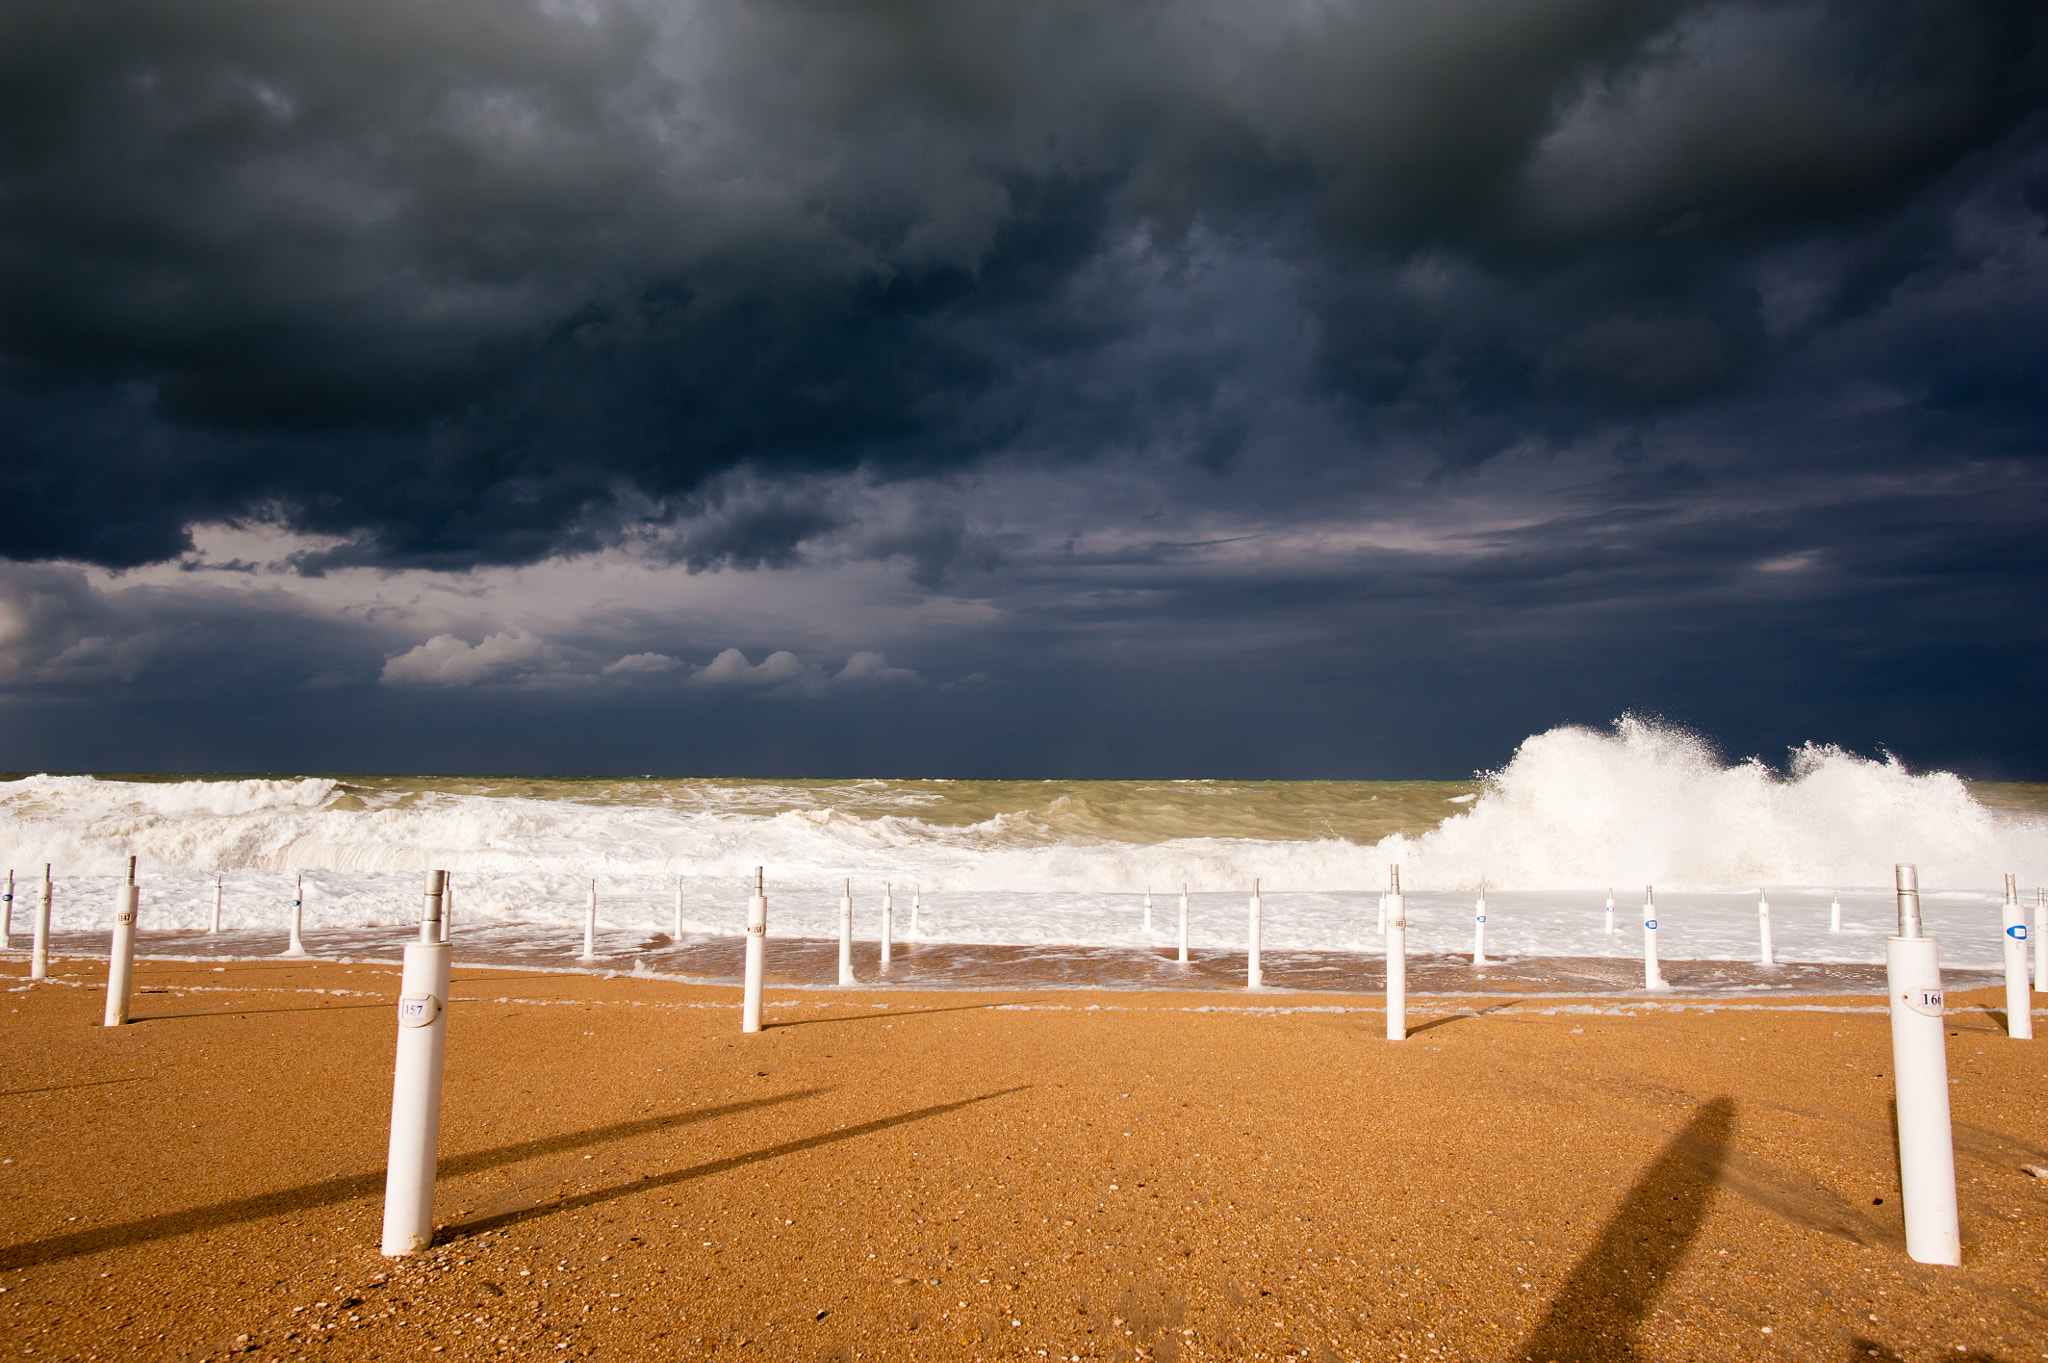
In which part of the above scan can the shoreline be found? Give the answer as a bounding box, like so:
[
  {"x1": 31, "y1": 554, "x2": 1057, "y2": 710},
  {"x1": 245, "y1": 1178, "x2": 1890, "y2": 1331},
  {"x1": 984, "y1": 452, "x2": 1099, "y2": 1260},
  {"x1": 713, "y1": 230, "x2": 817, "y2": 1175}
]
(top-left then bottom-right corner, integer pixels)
[{"x1": 4, "y1": 929, "x2": 2012, "y2": 999}]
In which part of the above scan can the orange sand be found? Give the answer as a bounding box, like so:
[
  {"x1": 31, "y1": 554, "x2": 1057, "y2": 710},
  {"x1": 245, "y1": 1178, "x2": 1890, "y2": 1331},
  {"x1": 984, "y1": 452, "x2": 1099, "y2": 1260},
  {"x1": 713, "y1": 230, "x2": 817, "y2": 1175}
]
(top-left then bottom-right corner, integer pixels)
[{"x1": 2, "y1": 956, "x2": 2045, "y2": 1362}]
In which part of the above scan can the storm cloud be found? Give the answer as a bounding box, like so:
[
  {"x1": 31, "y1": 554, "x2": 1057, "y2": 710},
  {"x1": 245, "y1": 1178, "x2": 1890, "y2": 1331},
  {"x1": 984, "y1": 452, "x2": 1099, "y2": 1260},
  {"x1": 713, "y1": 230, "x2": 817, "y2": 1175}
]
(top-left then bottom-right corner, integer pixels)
[{"x1": 1, "y1": 0, "x2": 2044, "y2": 775}]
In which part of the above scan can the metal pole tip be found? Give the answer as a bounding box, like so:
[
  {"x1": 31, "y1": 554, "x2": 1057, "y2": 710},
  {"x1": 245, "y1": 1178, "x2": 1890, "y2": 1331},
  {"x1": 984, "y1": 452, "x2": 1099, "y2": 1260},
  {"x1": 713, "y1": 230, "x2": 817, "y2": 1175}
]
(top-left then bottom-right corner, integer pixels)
[{"x1": 1894, "y1": 863, "x2": 1922, "y2": 938}]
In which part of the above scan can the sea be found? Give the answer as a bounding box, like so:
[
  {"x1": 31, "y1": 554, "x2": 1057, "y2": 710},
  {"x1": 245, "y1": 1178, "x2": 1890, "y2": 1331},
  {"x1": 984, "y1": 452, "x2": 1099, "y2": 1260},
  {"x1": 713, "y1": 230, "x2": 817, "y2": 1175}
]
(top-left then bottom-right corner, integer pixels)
[{"x1": 5, "y1": 718, "x2": 2045, "y2": 994}]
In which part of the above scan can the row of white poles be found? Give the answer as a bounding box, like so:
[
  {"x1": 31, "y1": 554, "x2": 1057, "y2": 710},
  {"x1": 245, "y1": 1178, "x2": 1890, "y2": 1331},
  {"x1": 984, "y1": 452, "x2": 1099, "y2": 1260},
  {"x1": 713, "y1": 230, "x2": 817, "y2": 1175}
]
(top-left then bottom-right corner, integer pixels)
[
  {"x1": 25, "y1": 865, "x2": 2045, "y2": 999},
  {"x1": 1475, "y1": 880, "x2": 1842, "y2": 974},
  {"x1": 74, "y1": 859, "x2": 2035, "y2": 1043},
  {"x1": 0, "y1": 867, "x2": 55, "y2": 981},
  {"x1": 722, "y1": 868, "x2": 1413, "y2": 1029},
  {"x1": 41, "y1": 858, "x2": 2048, "y2": 1065},
  {"x1": 1605, "y1": 884, "x2": 1848, "y2": 942},
  {"x1": 4, "y1": 867, "x2": 390, "y2": 952},
  {"x1": 1132, "y1": 883, "x2": 1194, "y2": 962},
  {"x1": 612, "y1": 876, "x2": 1916, "y2": 971}
]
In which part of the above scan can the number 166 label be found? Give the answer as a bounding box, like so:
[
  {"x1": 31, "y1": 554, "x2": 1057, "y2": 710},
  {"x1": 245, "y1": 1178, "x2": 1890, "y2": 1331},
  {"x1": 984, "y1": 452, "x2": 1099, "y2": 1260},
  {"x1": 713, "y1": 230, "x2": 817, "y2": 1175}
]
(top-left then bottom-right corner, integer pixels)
[{"x1": 1902, "y1": 986, "x2": 1944, "y2": 1018}]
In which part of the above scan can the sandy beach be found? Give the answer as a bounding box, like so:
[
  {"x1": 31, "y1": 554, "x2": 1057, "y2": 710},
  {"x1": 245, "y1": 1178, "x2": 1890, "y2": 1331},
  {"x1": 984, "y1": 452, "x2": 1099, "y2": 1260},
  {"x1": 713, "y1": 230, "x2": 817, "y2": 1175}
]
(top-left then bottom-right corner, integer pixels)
[{"x1": 3, "y1": 955, "x2": 2044, "y2": 1362}]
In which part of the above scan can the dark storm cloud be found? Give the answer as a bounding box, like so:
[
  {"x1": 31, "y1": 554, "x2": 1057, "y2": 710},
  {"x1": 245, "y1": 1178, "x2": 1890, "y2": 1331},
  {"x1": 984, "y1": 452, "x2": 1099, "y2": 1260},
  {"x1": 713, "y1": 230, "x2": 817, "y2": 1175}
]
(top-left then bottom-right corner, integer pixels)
[
  {"x1": 0, "y1": 560, "x2": 378, "y2": 693},
  {"x1": 3, "y1": 0, "x2": 2043, "y2": 569}
]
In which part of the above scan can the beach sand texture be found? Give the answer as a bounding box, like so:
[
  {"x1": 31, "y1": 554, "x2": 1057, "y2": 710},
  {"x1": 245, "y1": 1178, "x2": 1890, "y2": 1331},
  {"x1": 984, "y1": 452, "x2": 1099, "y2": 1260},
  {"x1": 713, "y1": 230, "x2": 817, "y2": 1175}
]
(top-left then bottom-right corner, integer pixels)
[{"x1": 3, "y1": 958, "x2": 2045, "y2": 1362}]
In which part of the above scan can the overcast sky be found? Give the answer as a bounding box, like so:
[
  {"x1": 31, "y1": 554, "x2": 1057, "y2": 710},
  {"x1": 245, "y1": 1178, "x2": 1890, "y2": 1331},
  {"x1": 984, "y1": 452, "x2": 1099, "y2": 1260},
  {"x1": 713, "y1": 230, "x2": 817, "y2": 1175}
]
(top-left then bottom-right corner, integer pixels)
[{"x1": 2, "y1": 0, "x2": 2044, "y2": 779}]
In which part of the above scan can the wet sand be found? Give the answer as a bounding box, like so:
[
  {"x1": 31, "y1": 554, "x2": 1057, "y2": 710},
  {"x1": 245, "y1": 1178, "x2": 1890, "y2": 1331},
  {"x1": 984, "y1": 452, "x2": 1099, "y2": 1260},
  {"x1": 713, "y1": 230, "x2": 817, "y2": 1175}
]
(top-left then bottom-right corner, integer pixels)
[
  {"x1": 21, "y1": 927, "x2": 2009, "y2": 998},
  {"x1": 3, "y1": 956, "x2": 2045, "y2": 1363}
]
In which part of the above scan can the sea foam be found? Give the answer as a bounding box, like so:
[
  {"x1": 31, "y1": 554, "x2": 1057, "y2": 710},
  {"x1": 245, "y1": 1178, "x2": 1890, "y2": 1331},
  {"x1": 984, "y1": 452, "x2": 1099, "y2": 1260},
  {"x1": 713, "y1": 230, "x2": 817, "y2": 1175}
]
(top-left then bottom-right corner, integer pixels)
[
  {"x1": 1392, "y1": 717, "x2": 2035, "y2": 891},
  {"x1": 0, "y1": 718, "x2": 2040, "y2": 893}
]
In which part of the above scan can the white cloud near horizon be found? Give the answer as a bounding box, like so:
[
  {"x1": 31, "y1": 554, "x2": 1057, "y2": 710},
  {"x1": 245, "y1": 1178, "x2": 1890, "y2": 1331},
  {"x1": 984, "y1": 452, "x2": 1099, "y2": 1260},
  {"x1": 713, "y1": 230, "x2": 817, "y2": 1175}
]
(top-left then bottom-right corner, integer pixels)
[
  {"x1": 374, "y1": 635, "x2": 920, "y2": 695},
  {"x1": 600, "y1": 651, "x2": 682, "y2": 676},
  {"x1": 837, "y1": 650, "x2": 919, "y2": 686},
  {"x1": 694, "y1": 647, "x2": 815, "y2": 691},
  {"x1": 691, "y1": 647, "x2": 920, "y2": 697},
  {"x1": 380, "y1": 631, "x2": 561, "y2": 687}
]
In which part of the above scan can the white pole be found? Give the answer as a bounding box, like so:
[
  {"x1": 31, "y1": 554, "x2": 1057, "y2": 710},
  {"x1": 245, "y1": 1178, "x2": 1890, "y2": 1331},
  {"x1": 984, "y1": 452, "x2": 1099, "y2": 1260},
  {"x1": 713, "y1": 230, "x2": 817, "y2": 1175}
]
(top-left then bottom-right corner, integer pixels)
[
  {"x1": 838, "y1": 879, "x2": 855, "y2": 987},
  {"x1": 1830, "y1": 891, "x2": 1842, "y2": 933},
  {"x1": 910, "y1": 886, "x2": 920, "y2": 940},
  {"x1": 1473, "y1": 883, "x2": 1488, "y2": 966},
  {"x1": 674, "y1": 882, "x2": 685, "y2": 940},
  {"x1": 284, "y1": 873, "x2": 307, "y2": 957},
  {"x1": 440, "y1": 876, "x2": 452, "y2": 943},
  {"x1": 1, "y1": 869, "x2": 11, "y2": 951},
  {"x1": 1144, "y1": 888, "x2": 1153, "y2": 934},
  {"x1": 1757, "y1": 888, "x2": 1774, "y2": 967},
  {"x1": 2036, "y1": 888, "x2": 2045, "y2": 993},
  {"x1": 210, "y1": 873, "x2": 223, "y2": 934},
  {"x1": 1177, "y1": 884, "x2": 1189, "y2": 965},
  {"x1": 1386, "y1": 866, "x2": 1406, "y2": 1041},
  {"x1": 1376, "y1": 890, "x2": 1387, "y2": 935},
  {"x1": 103, "y1": 857, "x2": 138, "y2": 1027},
  {"x1": 1885, "y1": 863, "x2": 1960, "y2": 1266},
  {"x1": 881, "y1": 883, "x2": 893, "y2": 967},
  {"x1": 581, "y1": 879, "x2": 598, "y2": 962},
  {"x1": 2001, "y1": 875, "x2": 2031, "y2": 1040},
  {"x1": 381, "y1": 870, "x2": 452, "y2": 1257},
  {"x1": 1643, "y1": 886, "x2": 1666, "y2": 990},
  {"x1": 1246, "y1": 879, "x2": 1262, "y2": 990},
  {"x1": 30, "y1": 864, "x2": 50, "y2": 981},
  {"x1": 1604, "y1": 888, "x2": 1614, "y2": 936},
  {"x1": 742, "y1": 867, "x2": 766, "y2": 1034}
]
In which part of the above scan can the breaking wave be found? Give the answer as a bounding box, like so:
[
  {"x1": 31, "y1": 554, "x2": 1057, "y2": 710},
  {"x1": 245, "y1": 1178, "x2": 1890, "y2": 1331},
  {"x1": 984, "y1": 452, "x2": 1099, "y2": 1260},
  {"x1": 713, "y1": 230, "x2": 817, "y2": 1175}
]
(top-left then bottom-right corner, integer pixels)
[{"x1": 1, "y1": 718, "x2": 2040, "y2": 898}]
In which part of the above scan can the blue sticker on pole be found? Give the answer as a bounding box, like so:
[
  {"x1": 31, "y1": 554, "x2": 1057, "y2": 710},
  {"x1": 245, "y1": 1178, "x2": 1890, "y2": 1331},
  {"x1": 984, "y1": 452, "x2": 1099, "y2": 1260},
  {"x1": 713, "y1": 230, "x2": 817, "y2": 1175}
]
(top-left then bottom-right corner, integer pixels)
[
  {"x1": 1645, "y1": 919, "x2": 1658, "y2": 930},
  {"x1": 2011, "y1": 924, "x2": 2029, "y2": 940}
]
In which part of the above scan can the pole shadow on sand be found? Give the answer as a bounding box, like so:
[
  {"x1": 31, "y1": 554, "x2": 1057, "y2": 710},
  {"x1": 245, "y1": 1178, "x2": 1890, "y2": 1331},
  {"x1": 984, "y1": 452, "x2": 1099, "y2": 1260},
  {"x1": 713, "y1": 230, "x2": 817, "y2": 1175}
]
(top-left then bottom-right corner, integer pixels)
[
  {"x1": 766, "y1": 1001, "x2": 1001, "y2": 1031},
  {"x1": 439, "y1": 1085, "x2": 1030, "y2": 1241},
  {"x1": 1517, "y1": 1096, "x2": 1734, "y2": 1363},
  {"x1": 1403, "y1": 1002, "x2": 1520, "y2": 1038},
  {"x1": 0, "y1": 1089, "x2": 824, "y2": 1271}
]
